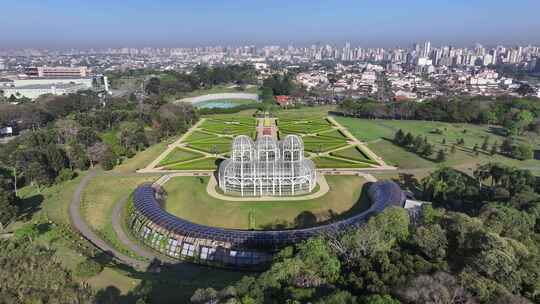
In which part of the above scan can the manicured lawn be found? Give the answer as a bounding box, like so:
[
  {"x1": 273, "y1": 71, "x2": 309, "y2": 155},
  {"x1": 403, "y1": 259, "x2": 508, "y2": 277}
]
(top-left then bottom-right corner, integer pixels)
[
  {"x1": 330, "y1": 146, "x2": 377, "y2": 164},
  {"x1": 304, "y1": 142, "x2": 349, "y2": 153},
  {"x1": 334, "y1": 117, "x2": 511, "y2": 147},
  {"x1": 183, "y1": 130, "x2": 218, "y2": 143},
  {"x1": 158, "y1": 147, "x2": 204, "y2": 167},
  {"x1": 274, "y1": 105, "x2": 336, "y2": 119},
  {"x1": 162, "y1": 175, "x2": 369, "y2": 230},
  {"x1": 336, "y1": 117, "x2": 540, "y2": 173},
  {"x1": 303, "y1": 136, "x2": 348, "y2": 153},
  {"x1": 367, "y1": 140, "x2": 435, "y2": 169},
  {"x1": 279, "y1": 124, "x2": 333, "y2": 135},
  {"x1": 311, "y1": 156, "x2": 372, "y2": 168},
  {"x1": 187, "y1": 142, "x2": 232, "y2": 154},
  {"x1": 200, "y1": 120, "x2": 253, "y2": 135},
  {"x1": 318, "y1": 129, "x2": 348, "y2": 139},
  {"x1": 209, "y1": 115, "x2": 257, "y2": 126},
  {"x1": 165, "y1": 157, "x2": 222, "y2": 170}
]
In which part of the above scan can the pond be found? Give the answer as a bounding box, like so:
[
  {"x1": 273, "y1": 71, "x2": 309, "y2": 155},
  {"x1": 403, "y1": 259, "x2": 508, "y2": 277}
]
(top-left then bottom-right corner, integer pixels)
[{"x1": 194, "y1": 98, "x2": 256, "y2": 109}]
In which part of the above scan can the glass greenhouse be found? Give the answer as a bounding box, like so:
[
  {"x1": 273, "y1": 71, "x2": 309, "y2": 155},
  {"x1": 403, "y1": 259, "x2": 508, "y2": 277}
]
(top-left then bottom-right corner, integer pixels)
[{"x1": 218, "y1": 135, "x2": 317, "y2": 196}]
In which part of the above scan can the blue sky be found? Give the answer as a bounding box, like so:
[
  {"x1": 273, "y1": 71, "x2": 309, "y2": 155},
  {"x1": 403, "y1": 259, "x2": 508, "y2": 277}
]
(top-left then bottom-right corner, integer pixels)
[{"x1": 2, "y1": 0, "x2": 540, "y2": 48}]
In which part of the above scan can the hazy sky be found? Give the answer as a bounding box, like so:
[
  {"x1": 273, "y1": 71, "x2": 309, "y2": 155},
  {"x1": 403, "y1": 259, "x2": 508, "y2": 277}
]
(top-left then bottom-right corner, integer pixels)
[{"x1": 3, "y1": 0, "x2": 540, "y2": 48}]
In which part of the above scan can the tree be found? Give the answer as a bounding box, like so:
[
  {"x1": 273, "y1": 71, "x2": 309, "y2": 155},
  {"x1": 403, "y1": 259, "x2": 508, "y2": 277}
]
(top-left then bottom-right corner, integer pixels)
[
  {"x1": 145, "y1": 77, "x2": 161, "y2": 95},
  {"x1": 394, "y1": 129, "x2": 405, "y2": 145},
  {"x1": 74, "y1": 259, "x2": 104, "y2": 278},
  {"x1": 490, "y1": 143, "x2": 498, "y2": 156},
  {"x1": 0, "y1": 239, "x2": 94, "y2": 303},
  {"x1": 512, "y1": 143, "x2": 533, "y2": 160},
  {"x1": 403, "y1": 132, "x2": 414, "y2": 147},
  {"x1": 481, "y1": 136, "x2": 490, "y2": 151},
  {"x1": 515, "y1": 83, "x2": 536, "y2": 96},
  {"x1": 437, "y1": 149, "x2": 447, "y2": 162},
  {"x1": 413, "y1": 224, "x2": 448, "y2": 259},
  {"x1": 507, "y1": 110, "x2": 534, "y2": 135},
  {"x1": 0, "y1": 188, "x2": 18, "y2": 230},
  {"x1": 315, "y1": 291, "x2": 358, "y2": 304},
  {"x1": 420, "y1": 142, "x2": 434, "y2": 157},
  {"x1": 363, "y1": 295, "x2": 400, "y2": 304},
  {"x1": 500, "y1": 138, "x2": 513, "y2": 155},
  {"x1": 399, "y1": 272, "x2": 477, "y2": 304},
  {"x1": 412, "y1": 135, "x2": 425, "y2": 152},
  {"x1": 87, "y1": 142, "x2": 108, "y2": 167}
]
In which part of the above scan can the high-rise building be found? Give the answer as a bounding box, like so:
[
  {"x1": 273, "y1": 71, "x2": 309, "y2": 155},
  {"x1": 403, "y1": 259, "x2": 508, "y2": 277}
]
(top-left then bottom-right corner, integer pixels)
[
  {"x1": 423, "y1": 41, "x2": 431, "y2": 58},
  {"x1": 535, "y1": 58, "x2": 540, "y2": 73}
]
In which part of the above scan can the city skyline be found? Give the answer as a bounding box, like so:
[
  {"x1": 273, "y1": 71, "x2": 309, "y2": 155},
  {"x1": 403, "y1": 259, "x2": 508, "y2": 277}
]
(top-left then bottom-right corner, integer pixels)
[{"x1": 3, "y1": 0, "x2": 540, "y2": 48}]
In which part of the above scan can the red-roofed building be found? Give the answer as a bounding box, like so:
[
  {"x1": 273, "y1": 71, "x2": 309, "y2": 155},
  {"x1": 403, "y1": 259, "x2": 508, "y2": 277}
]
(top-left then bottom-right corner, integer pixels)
[{"x1": 275, "y1": 95, "x2": 290, "y2": 107}]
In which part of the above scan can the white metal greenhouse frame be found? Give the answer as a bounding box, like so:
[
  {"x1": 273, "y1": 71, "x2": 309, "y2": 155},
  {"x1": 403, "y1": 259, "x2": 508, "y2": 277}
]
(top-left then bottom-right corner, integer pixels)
[{"x1": 218, "y1": 135, "x2": 317, "y2": 197}]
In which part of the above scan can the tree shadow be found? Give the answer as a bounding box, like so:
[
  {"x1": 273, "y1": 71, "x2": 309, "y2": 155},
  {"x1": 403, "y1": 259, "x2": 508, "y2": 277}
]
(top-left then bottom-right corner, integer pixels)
[
  {"x1": 534, "y1": 150, "x2": 540, "y2": 160},
  {"x1": 294, "y1": 211, "x2": 317, "y2": 228},
  {"x1": 98, "y1": 257, "x2": 248, "y2": 304},
  {"x1": 487, "y1": 126, "x2": 508, "y2": 137},
  {"x1": 17, "y1": 194, "x2": 44, "y2": 221},
  {"x1": 324, "y1": 182, "x2": 373, "y2": 223},
  {"x1": 259, "y1": 219, "x2": 290, "y2": 230}
]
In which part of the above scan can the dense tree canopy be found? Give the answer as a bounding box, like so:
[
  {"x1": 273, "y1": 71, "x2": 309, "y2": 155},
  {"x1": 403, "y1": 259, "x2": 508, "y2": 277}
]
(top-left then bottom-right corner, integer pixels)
[{"x1": 0, "y1": 239, "x2": 95, "y2": 303}]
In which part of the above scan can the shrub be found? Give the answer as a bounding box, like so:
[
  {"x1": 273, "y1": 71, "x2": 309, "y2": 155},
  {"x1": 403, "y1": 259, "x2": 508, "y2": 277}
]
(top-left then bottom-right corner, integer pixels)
[
  {"x1": 74, "y1": 259, "x2": 104, "y2": 278},
  {"x1": 511, "y1": 143, "x2": 533, "y2": 160},
  {"x1": 55, "y1": 168, "x2": 76, "y2": 183}
]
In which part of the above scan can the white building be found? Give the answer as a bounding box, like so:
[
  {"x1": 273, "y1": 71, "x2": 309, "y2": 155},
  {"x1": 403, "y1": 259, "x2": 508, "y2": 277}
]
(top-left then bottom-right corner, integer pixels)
[{"x1": 0, "y1": 75, "x2": 109, "y2": 100}]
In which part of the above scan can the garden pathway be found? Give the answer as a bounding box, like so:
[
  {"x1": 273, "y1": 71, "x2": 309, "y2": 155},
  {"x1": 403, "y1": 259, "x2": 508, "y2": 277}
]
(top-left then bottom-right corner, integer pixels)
[{"x1": 69, "y1": 169, "x2": 151, "y2": 270}]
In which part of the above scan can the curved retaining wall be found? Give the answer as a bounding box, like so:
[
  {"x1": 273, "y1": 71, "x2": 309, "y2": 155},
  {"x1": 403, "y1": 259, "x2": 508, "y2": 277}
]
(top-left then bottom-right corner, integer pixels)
[{"x1": 128, "y1": 180, "x2": 406, "y2": 269}]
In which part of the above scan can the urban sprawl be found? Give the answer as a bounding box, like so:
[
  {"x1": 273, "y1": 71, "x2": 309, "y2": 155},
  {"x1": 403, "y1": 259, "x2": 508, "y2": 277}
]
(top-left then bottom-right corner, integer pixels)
[{"x1": 1, "y1": 41, "x2": 540, "y2": 102}]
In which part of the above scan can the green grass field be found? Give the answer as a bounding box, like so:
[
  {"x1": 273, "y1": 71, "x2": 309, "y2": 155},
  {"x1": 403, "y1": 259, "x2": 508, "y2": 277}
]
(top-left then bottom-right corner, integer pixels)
[
  {"x1": 165, "y1": 157, "x2": 222, "y2": 170},
  {"x1": 183, "y1": 130, "x2": 218, "y2": 143},
  {"x1": 162, "y1": 175, "x2": 369, "y2": 230},
  {"x1": 158, "y1": 147, "x2": 204, "y2": 167},
  {"x1": 330, "y1": 146, "x2": 378, "y2": 164},
  {"x1": 336, "y1": 117, "x2": 540, "y2": 175},
  {"x1": 318, "y1": 129, "x2": 348, "y2": 139},
  {"x1": 303, "y1": 136, "x2": 349, "y2": 153}
]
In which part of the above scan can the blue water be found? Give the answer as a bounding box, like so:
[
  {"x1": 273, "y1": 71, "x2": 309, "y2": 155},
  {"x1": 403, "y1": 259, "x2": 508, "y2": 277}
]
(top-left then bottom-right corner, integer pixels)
[
  {"x1": 195, "y1": 100, "x2": 237, "y2": 109},
  {"x1": 195, "y1": 99, "x2": 255, "y2": 109}
]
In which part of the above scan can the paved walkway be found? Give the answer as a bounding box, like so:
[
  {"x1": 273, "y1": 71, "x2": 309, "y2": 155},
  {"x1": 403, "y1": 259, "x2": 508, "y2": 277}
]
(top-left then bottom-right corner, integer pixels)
[
  {"x1": 205, "y1": 174, "x2": 330, "y2": 201},
  {"x1": 69, "y1": 170, "x2": 150, "y2": 270}
]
